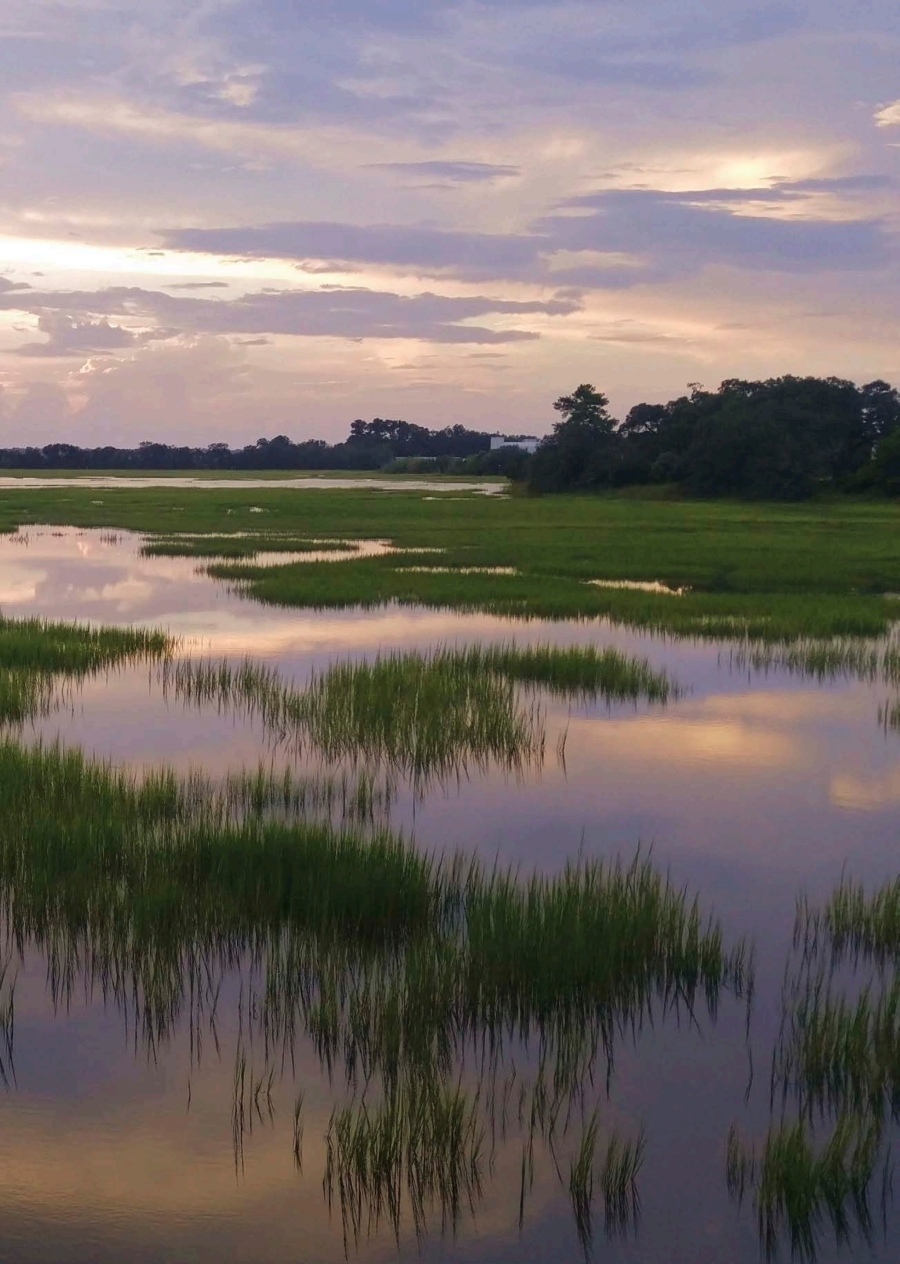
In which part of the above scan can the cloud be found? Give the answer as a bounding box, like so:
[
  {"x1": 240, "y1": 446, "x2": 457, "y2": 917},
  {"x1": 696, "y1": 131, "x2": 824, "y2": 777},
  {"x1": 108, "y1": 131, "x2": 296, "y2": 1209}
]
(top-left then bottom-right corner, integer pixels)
[
  {"x1": 876, "y1": 100, "x2": 900, "y2": 127},
  {"x1": 15, "y1": 313, "x2": 137, "y2": 357},
  {"x1": 161, "y1": 221, "x2": 546, "y2": 280},
  {"x1": 365, "y1": 160, "x2": 520, "y2": 184},
  {"x1": 157, "y1": 171, "x2": 895, "y2": 291},
  {"x1": 3, "y1": 379, "x2": 73, "y2": 429},
  {"x1": 0, "y1": 281, "x2": 579, "y2": 344},
  {"x1": 540, "y1": 187, "x2": 892, "y2": 281},
  {"x1": 164, "y1": 281, "x2": 230, "y2": 290},
  {"x1": 0, "y1": 278, "x2": 32, "y2": 293}
]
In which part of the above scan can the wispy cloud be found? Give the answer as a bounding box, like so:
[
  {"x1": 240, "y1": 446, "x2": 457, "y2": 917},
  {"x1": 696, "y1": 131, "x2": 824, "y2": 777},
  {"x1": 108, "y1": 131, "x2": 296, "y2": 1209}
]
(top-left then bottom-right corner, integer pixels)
[{"x1": 365, "y1": 161, "x2": 520, "y2": 184}]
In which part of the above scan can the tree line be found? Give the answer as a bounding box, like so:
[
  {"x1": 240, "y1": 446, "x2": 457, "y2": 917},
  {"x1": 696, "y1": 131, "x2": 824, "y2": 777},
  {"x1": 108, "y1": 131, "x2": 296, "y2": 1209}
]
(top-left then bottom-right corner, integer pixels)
[
  {"x1": 3, "y1": 375, "x2": 900, "y2": 497},
  {"x1": 0, "y1": 419, "x2": 500, "y2": 474},
  {"x1": 528, "y1": 377, "x2": 900, "y2": 499}
]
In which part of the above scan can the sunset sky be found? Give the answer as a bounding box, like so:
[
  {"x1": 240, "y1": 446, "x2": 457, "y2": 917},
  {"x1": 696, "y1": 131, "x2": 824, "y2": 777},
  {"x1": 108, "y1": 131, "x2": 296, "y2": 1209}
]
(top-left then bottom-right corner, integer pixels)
[{"x1": 0, "y1": 0, "x2": 898, "y2": 444}]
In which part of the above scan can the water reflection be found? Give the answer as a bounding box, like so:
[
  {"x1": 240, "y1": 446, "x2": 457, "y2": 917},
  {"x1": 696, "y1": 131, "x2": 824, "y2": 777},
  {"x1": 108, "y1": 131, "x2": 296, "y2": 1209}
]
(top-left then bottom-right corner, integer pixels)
[
  {"x1": 3, "y1": 528, "x2": 900, "y2": 1261},
  {"x1": 0, "y1": 736, "x2": 749, "y2": 1258},
  {"x1": 725, "y1": 879, "x2": 900, "y2": 1261}
]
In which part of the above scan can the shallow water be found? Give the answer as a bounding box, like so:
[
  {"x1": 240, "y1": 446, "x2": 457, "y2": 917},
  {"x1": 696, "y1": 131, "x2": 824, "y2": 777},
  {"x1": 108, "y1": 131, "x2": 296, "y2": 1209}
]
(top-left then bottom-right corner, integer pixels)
[
  {"x1": 0, "y1": 475, "x2": 504, "y2": 494},
  {"x1": 2, "y1": 527, "x2": 900, "y2": 1263}
]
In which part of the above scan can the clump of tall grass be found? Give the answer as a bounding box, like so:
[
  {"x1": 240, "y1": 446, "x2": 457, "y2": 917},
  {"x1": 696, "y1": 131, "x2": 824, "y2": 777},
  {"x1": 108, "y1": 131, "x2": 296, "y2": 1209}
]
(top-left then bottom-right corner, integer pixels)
[
  {"x1": 773, "y1": 968, "x2": 900, "y2": 1124},
  {"x1": 0, "y1": 740, "x2": 751, "y2": 1059},
  {"x1": 809, "y1": 876, "x2": 900, "y2": 965},
  {"x1": 452, "y1": 641, "x2": 675, "y2": 703},
  {"x1": 727, "y1": 1115, "x2": 884, "y2": 1261},
  {"x1": 142, "y1": 534, "x2": 357, "y2": 560},
  {"x1": 0, "y1": 740, "x2": 441, "y2": 948},
  {"x1": 300, "y1": 649, "x2": 545, "y2": 784},
  {"x1": 0, "y1": 614, "x2": 170, "y2": 725},
  {"x1": 735, "y1": 876, "x2": 900, "y2": 1260},
  {"x1": 0, "y1": 670, "x2": 57, "y2": 725},
  {"x1": 166, "y1": 641, "x2": 675, "y2": 790},
  {"x1": 0, "y1": 614, "x2": 169, "y2": 674},
  {"x1": 166, "y1": 650, "x2": 546, "y2": 789},
  {"x1": 463, "y1": 854, "x2": 752, "y2": 1026},
  {"x1": 0, "y1": 738, "x2": 751, "y2": 1247}
]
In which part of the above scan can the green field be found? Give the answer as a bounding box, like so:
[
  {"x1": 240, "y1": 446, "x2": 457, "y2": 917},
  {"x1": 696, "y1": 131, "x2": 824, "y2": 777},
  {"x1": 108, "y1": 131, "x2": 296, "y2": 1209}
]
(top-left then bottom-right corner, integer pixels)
[{"x1": 2, "y1": 484, "x2": 900, "y2": 638}]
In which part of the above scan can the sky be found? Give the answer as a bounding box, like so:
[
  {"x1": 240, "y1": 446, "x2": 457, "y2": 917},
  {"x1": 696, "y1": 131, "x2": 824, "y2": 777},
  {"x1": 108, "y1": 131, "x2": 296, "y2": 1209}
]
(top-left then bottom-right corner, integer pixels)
[{"x1": 0, "y1": 0, "x2": 898, "y2": 446}]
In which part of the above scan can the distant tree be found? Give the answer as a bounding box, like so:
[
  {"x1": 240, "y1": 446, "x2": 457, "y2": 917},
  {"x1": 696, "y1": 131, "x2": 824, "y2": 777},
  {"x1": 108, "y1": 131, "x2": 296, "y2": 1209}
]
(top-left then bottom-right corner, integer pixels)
[
  {"x1": 860, "y1": 380, "x2": 900, "y2": 443},
  {"x1": 529, "y1": 384, "x2": 619, "y2": 492}
]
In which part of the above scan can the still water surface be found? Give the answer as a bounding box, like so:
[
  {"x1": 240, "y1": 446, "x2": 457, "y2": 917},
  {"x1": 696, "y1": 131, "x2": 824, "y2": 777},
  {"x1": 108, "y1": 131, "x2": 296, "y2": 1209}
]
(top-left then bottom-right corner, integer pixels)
[{"x1": 1, "y1": 527, "x2": 899, "y2": 1263}]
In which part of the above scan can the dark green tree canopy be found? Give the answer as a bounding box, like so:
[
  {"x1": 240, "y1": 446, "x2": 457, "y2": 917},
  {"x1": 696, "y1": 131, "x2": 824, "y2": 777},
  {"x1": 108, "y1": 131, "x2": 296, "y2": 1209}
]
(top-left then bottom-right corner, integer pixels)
[
  {"x1": 528, "y1": 375, "x2": 900, "y2": 500},
  {"x1": 530, "y1": 384, "x2": 619, "y2": 492}
]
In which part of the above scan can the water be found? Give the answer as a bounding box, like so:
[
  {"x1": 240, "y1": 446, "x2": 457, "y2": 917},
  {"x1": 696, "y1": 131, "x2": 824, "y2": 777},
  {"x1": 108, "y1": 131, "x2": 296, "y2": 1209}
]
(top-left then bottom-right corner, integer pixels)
[
  {"x1": 0, "y1": 475, "x2": 505, "y2": 494},
  {"x1": 2, "y1": 527, "x2": 899, "y2": 1263}
]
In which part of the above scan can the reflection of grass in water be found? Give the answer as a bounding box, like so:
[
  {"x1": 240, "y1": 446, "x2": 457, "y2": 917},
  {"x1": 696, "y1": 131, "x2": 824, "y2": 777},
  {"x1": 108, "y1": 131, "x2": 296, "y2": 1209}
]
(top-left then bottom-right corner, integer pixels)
[
  {"x1": 0, "y1": 738, "x2": 751, "y2": 1248},
  {"x1": 727, "y1": 1116, "x2": 884, "y2": 1262},
  {"x1": 568, "y1": 1110, "x2": 645, "y2": 1253},
  {"x1": 726, "y1": 876, "x2": 900, "y2": 1261},
  {"x1": 878, "y1": 698, "x2": 900, "y2": 732},
  {"x1": 0, "y1": 951, "x2": 15, "y2": 1088},
  {"x1": 169, "y1": 651, "x2": 543, "y2": 789},
  {"x1": 0, "y1": 671, "x2": 57, "y2": 724},
  {"x1": 167, "y1": 642, "x2": 674, "y2": 789},
  {"x1": 727, "y1": 637, "x2": 900, "y2": 685},
  {"x1": 324, "y1": 1081, "x2": 485, "y2": 1246}
]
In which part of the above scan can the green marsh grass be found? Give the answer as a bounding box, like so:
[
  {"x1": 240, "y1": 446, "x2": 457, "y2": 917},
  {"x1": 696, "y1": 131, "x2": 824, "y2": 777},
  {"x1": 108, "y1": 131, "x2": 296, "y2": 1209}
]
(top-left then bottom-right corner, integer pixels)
[
  {"x1": 217, "y1": 556, "x2": 894, "y2": 641},
  {"x1": 142, "y1": 534, "x2": 358, "y2": 560},
  {"x1": 728, "y1": 875, "x2": 900, "y2": 1260},
  {"x1": 0, "y1": 614, "x2": 170, "y2": 725},
  {"x1": 166, "y1": 642, "x2": 674, "y2": 790},
  {"x1": 453, "y1": 642, "x2": 675, "y2": 702},
  {"x1": 0, "y1": 614, "x2": 168, "y2": 673},
  {"x1": 773, "y1": 968, "x2": 900, "y2": 1124},
  {"x1": 0, "y1": 738, "x2": 751, "y2": 1246},
  {"x1": 5, "y1": 487, "x2": 900, "y2": 637},
  {"x1": 810, "y1": 876, "x2": 900, "y2": 964}
]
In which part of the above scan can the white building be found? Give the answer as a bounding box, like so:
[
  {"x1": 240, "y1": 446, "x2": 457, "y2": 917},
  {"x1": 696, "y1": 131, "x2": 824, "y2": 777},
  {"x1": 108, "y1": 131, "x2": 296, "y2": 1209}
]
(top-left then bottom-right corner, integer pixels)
[{"x1": 490, "y1": 434, "x2": 540, "y2": 454}]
